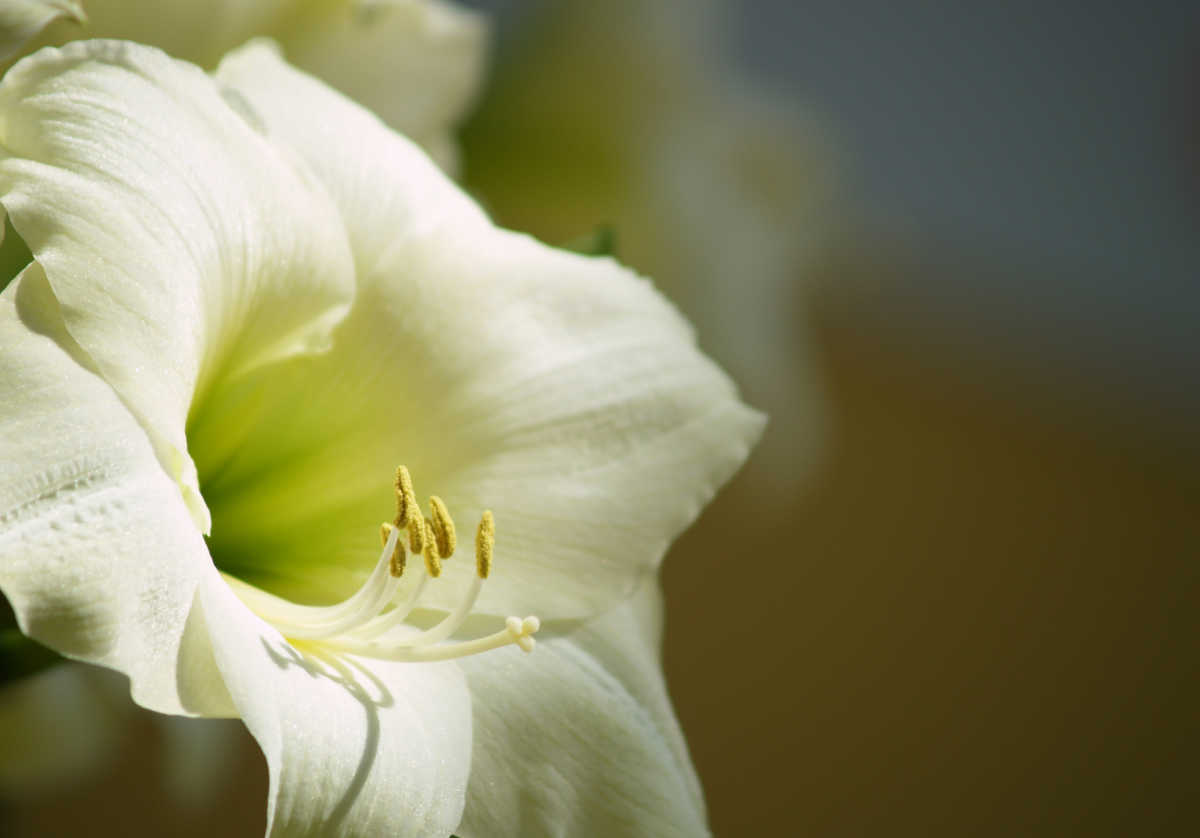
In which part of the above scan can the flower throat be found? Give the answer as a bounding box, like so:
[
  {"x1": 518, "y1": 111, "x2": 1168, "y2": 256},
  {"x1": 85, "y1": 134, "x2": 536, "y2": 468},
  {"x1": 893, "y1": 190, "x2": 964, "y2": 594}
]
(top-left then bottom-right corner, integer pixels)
[{"x1": 222, "y1": 466, "x2": 540, "y2": 661}]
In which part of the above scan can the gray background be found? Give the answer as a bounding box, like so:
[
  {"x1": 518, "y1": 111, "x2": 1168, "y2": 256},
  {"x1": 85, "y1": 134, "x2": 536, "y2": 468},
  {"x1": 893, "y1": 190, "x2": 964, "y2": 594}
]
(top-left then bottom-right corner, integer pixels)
[{"x1": 469, "y1": 0, "x2": 1200, "y2": 418}]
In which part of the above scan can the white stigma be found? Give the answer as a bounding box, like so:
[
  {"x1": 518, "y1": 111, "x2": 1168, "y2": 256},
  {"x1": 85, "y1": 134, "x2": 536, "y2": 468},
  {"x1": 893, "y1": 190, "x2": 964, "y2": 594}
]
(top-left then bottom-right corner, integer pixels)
[{"x1": 224, "y1": 468, "x2": 539, "y2": 663}]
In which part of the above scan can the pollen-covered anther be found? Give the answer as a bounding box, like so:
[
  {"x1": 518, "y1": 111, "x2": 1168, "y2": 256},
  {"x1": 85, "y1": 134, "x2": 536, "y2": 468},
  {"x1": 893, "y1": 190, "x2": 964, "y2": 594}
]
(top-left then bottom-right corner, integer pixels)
[
  {"x1": 422, "y1": 520, "x2": 442, "y2": 578},
  {"x1": 406, "y1": 503, "x2": 426, "y2": 554},
  {"x1": 429, "y1": 496, "x2": 456, "y2": 558},
  {"x1": 393, "y1": 466, "x2": 415, "y2": 528},
  {"x1": 475, "y1": 510, "x2": 494, "y2": 579}
]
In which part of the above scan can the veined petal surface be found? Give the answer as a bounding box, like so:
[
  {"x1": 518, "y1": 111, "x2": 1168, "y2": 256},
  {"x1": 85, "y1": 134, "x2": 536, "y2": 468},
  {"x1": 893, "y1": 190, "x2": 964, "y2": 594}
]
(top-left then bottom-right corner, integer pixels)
[
  {"x1": 196, "y1": 571, "x2": 473, "y2": 838},
  {"x1": 456, "y1": 578, "x2": 709, "y2": 837},
  {"x1": 0, "y1": 39, "x2": 356, "y2": 531},
  {"x1": 218, "y1": 39, "x2": 485, "y2": 279},
  {"x1": 0, "y1": 265, "x2": 232, "y2": 716},
  {"x1": 202, "y1": 43, "x2": 765, "y2": 619}
]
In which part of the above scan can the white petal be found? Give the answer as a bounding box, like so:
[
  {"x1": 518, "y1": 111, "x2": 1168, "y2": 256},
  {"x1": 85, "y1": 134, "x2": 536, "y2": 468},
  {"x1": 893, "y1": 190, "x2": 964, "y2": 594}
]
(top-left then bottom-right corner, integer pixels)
[
  {"x1": 3, "y1": 2, "x2": 484, "y2": 172},
  {"x1": 0, "y1": 265, "x2": 233, "y2": 716},
  {"x1": 456, "y1": 578, "x2": 708, "y2": 837},
  {"x1": 216, "y1": 39, "x2": 486, "y2": 276},
  {"x1": 198, "y1": 46, "x2": 764, "y2": 619},
  {"x1": 196, "y1": 572, "x2": 473, "y2": 838},
  {"x1": 380, "y1": 228, "x2": 765, "y2": 620},
  {"x1": 0, "y1": 0, "x2": 82, "y2": 62},
  {"x1": 0, "y1": 39, "x2": 355, "y2": 532},
  {"x1": 279, "y1": 0, "x2": 488, "y2": 173}
]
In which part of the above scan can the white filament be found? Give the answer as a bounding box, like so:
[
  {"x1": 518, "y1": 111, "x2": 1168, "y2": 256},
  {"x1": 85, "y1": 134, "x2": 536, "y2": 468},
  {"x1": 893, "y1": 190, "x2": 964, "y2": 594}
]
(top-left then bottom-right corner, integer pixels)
[{"x1": 226, "y1": 524, "x2": 537, "y2": 662}]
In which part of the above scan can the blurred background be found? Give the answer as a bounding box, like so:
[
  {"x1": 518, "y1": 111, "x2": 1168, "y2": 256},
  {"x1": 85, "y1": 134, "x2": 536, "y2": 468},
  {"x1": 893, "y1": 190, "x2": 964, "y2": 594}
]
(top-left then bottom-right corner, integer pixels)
[{"x1": 5, "y1": 0, "x2": 1200, "y2": 834}]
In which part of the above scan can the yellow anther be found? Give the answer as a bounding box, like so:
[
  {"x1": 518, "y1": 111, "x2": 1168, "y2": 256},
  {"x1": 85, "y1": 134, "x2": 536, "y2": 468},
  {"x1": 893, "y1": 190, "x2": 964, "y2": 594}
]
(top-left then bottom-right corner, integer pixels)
[
  {"x1": 380, "y1": 522, "x2": 406, "y2": 578},
  {"x1": 428, "y1": 496, "x2": 457, "y2": 558},
  {"x1": 393, "y1": 465, "x2": 416, "y2": 528},
  {"x1": 422, "y1": 520, "x2": 442, "y2": 578},
  {"x1": 475, "y1": 510, "x2": 494, "y2": 580},
  {"x1": 407, "y1": 504, "x2": 426, "y2": 554}
]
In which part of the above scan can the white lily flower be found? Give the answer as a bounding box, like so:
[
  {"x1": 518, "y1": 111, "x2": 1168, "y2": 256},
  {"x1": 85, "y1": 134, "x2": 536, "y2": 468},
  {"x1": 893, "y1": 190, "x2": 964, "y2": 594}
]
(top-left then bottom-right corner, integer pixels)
[
  {"x1": 0, "y1": 0, "x2": 486, "y2": 172},
  {"x1": 0, "y1": 38, "x2": 762, "y2": 837}
]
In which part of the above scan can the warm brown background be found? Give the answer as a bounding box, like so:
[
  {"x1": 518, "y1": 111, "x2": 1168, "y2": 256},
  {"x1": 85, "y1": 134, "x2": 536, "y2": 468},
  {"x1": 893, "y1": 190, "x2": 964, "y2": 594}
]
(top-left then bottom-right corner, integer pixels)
[{"x1": 660, "y1": 264, "x2": 1200, "y2": 835}]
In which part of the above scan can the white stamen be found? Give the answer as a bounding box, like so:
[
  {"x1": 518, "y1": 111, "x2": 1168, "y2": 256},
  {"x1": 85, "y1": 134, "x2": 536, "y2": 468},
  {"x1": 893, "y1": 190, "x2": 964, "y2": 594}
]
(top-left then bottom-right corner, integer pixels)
[
  {"x1": 327, "y1": 613, "x2": 540, "y2": 662},
  {"x1": 394, "y1": 575, "x2": 483, "y2": 647},
  {"x1": 226, "y1": 526, "x2": 401, "y2": 639},
  {"x1": 225, "y1": 470, "x2": 540, "y2": 664},
  {"x1": 349, "y1": 571, "x2": 430, "y2": 641}
]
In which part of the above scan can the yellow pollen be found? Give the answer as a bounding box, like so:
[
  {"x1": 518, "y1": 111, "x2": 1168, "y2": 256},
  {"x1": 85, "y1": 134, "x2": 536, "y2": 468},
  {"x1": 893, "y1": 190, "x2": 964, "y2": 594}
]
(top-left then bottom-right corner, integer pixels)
[
  {"x1": 475, "y1": 510, "x2": 494, "y2": 579},
  {"x1": 393, "y1": 466, "x2": 416, "y2": 528},
  {"x1": 429, "y1": 496, "x2": 456, "y2": 558},
  {"x1": 407, "y1": 504, "x2": 426, "y2": 554},
  {"x1": 422, "y1": 520, "x2": 442, "y2": 578}
]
